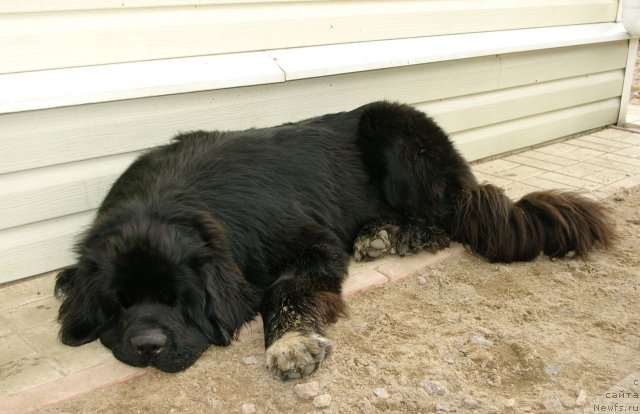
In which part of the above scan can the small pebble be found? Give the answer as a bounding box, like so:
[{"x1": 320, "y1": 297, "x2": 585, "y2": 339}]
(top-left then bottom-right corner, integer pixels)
[
  {"x1": 373, "y1": 388, "x2": 389, "y2": 399},
  {"x1": 242, "y1": 356, "x2": 257, "y2": 365},
  {"x1": 475, "y1": 326, "x2": 494, "y2": 337},
  {"x1": 470, "y1": 335, "x2": 494, "y2": 348},
  {"x1": 562, "y1": 397, "x2": 577, "y2": 409},
  {"x1": 418, "y1": 379, "x2": 447, "y2": 396},
  {"x1": 552, "y1": 272, "x2": 575, "y2": 285},
  {"x1": 461, "y1": 396, "x2": 480, "y2": 409},
  {"x1": 417, "y1": 276, "x2": 427, "y2": 285},
  {"x1": 614, "y1": 194, "x2": 625, "y2": 201},
  {"x1": 294, "y1": 381, "x2": 320, "y2": 400},
  {"x1": 503, "y1": 398, "x2": 516, "y2": 408},
  {"x1": 241, "y1": 403, "x2": 256, "y2": 414},
  {"x1": 575, "y1": 390, "x2": 588, "y2": 407},
  {"x1": 545, "y1": 364, "x2": 560, "y2": 376},
  {"x1": 313, "y1": 394, "x2": 332, "y2": 409}
]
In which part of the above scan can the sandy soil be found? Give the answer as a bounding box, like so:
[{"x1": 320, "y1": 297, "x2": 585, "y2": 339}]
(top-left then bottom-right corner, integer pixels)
[{"x1": 43, "y1": 187, "x2": 640, "y2": 414}]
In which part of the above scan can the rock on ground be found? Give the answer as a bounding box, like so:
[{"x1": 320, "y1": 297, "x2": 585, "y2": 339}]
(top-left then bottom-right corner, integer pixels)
[{"x1": 293, "y1": 381, "x2": 320, "y2": 400}]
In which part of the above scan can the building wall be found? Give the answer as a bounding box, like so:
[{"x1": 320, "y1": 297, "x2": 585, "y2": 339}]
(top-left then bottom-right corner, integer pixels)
[
  {"x1": 0, "y1": 0, "x2": 631, "y2": 283},
  {"x1": 0, "y1": 0, "x2": 620, "y2": 73}
]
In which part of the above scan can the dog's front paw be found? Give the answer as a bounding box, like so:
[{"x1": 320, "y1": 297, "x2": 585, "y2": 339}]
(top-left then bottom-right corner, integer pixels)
[{"x1": 265, "y1": 331, "x2": 333, "y2": 380}]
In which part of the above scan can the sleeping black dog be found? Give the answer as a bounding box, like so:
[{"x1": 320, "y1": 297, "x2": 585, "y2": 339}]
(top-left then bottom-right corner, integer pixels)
[{"x1": 55, "y1": 101, "x2": 614, "y2": 379}]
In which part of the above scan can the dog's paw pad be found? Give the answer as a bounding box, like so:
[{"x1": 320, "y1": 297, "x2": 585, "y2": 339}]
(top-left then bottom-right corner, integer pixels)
[
  {"x1": 265, "y1": 332, "x2": 333, "y2": 380},
  {"x1": 353, "y1": 229, "x2": 391, "y2": 261}
]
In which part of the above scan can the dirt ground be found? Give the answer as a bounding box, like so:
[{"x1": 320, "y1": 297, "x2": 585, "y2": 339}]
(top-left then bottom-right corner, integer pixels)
[{"x1": 43, "y1": 186, "x2": 640, "y2": 413}]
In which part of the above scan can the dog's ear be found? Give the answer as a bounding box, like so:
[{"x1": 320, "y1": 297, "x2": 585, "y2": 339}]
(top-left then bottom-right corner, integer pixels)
[
  {"x1": 55, "y1": 264, "x2": 115, "y2": 346},
  {"x1": 183, "y1": 210, "x2": 259, "y2": 346},
  {"x1": 199, "y1": 255, "x2": 258, "y2": 345}
]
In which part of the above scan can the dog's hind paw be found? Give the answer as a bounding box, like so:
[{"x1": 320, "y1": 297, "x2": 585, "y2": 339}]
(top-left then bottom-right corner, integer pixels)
[
  {"x1": 353, "y1": 225, "x2": 395, "y2": 261},
  {"x1": 353, "y1": 218, "x2": 451, "y2": 261},
  {"x1": 405, "y1": 225, "x2": 451, "y2": 254},
  {"x1": 265, "y1": 331, "x2": 333, "y2": 380}
]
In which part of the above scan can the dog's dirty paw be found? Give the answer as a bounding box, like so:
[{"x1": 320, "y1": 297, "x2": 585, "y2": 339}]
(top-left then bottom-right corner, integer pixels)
[
  {"x1": 419, "y1": 225, "x2": 451, "y2": 253},
  {"x1": 394, "y1": 226, "x2": 450, "y2": 256},
  {"x1": 353, "y1": 228, "x2": 393, "y2": 261},
  {"x1": 354, "y1": 219, "x2": 451, "y2": 261},
  {"x1": 265, "y1": 331, "x2": 333, "y2": 380}
]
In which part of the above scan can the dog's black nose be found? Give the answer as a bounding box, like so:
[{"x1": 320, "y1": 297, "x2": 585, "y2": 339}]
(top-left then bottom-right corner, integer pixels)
[{"x1": 131, "y1": 329, "x2": 167, "y2": 359}]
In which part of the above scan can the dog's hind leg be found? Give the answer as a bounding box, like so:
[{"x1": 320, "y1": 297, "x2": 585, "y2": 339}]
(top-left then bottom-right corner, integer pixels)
[
  {"x1": 357, "y1": 101, "x2": 614, "y2": 262},
  {"x1": 262, "y1": 226, "x2": 348, "y2": 380},
  {"x1": 357, "y1": 101, "x2": 476, "y2": 223},
  {"x1": 353, "y1": 217, "x2": 450, "y2": 261}
]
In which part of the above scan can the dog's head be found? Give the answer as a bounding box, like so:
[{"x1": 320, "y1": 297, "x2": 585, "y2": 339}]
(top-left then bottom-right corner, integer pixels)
[{"x1": 55, "y1": 201, "x2": 259, "y2": 372}]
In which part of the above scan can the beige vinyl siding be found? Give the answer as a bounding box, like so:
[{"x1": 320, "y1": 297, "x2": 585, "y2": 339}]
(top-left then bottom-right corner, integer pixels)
[
  {"x1": 452, "y1": 99, "x2": 621, "y2": 161},
  {"x1": 0, "y1": 213, "x2": 94, "y2": 285},
  {"x1": 0, "y1": 39, "x2": 628, "y2": 283},
  {"x1": 0, "y1": 0, "x2": 619, "y2": 74},
  {"x1": 0, "y1": 154, "x2": 138, "y2": 230},
  {"x1": 0, "y1": 0, "x2": 320, "y2": 13},
  {"x1": 2, "y1": 41, "x2": 628, "y2": 175},
  {"x1": 422, "y1": 71, "x2": 624, "y2": 134}
]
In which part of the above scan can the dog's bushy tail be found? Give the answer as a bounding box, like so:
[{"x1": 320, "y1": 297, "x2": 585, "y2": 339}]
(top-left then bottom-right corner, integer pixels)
[{"x1": 450, "y1": 184, "x2": 615, "y2": 262}]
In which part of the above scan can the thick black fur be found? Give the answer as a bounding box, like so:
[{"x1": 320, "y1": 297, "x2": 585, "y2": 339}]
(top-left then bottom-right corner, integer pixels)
[{"x1": 56, "y1": 101, "x2": 614, "y2": 377}]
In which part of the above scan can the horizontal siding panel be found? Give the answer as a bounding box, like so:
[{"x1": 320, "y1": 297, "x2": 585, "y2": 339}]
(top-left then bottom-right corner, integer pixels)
[
  {"x1": 0, "y1": 154, "x2": 138, "y2": 231},
  {"x1": 1, "y1": 41, "x2": 628, "y2": 174},
  {"x1": 0, "y1": 71, "x2": 625, "y2": 229},
  {"x1": 268, "y1": 23, "x2": 629, "y2": 82},
  {"x1": 0, "y1": 52, "x2": 285, "y2": 114},
  {"x1": 452, "y1": 98, "x2": 621, "y2": 161},
  {"x1": 0, "y1": 0, "x2": 619, "y2": 73},
  {"x1": 3, "y1": 23, "x2": 629, "y2": 115},
  {"x1": 0, "y1": 0, "x2": 317, "y2": 14},
  {"x1": 421, "y1": 70, "x2": 624, "y2": 134},
  {"x1": 0, "y1": 212, "x2": 93, "y2": 285}
]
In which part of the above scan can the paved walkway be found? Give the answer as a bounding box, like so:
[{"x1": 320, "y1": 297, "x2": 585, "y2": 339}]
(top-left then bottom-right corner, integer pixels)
[{"x1": 2, "y1": 108, "x2": 640, "y2": 413}]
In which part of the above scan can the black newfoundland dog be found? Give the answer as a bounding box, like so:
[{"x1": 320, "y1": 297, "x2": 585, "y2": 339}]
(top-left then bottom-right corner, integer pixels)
[{"x1": 55, "y1": 101, "x2": 614, "y2": 379}]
